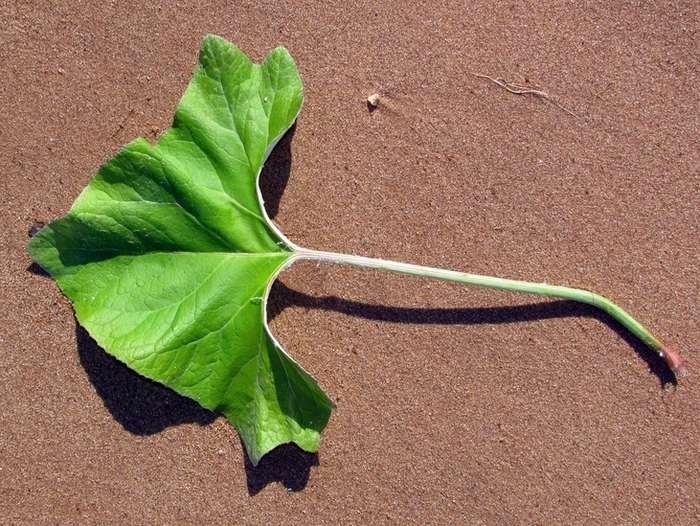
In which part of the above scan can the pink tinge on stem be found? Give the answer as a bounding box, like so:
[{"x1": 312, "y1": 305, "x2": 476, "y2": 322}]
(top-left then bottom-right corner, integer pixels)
[{"x1": 661, "y1": 347, "x2": 688, "y2": 377}]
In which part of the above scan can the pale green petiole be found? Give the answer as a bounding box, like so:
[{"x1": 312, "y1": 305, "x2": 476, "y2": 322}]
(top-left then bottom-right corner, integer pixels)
[{"x1": 292, "y1": 248, "x2": 688, "y2": 377}]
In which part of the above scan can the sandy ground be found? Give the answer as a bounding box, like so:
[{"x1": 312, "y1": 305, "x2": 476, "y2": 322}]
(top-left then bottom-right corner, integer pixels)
[{"x1": 1, "y1": 1, "x2": 699, "y2": 524}]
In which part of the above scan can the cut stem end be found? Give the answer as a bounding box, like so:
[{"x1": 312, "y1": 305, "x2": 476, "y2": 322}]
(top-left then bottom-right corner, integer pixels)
[{"x1": 661, "y1": 347, "x2": 688, "y2": 378}]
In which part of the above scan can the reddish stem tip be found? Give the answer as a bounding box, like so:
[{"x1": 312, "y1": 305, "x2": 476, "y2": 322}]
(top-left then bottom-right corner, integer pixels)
[{"x1": 662, "y1": 347, "x2": 688, "y2": 377}]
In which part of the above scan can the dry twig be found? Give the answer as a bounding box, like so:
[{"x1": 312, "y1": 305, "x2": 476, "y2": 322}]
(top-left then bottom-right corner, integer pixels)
[{"x1": 473, "y1": 73, "x2": 579, "y2": 118}]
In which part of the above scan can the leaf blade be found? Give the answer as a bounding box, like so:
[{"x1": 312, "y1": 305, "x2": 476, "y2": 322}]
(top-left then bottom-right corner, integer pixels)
[{"x1": 27, "y1": 35, "x2": 332, "y2": 464}]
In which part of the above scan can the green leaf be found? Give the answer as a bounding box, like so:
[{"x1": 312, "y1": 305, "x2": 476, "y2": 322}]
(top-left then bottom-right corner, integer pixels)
[{"x1": 27, "y1": 35, "x2": 334, "y2": 465}]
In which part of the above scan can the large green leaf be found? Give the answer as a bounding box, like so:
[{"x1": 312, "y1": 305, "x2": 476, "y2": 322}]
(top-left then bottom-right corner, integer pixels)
[{"x1": 27, "y1": 35, "x2": 334, "y2": 465}]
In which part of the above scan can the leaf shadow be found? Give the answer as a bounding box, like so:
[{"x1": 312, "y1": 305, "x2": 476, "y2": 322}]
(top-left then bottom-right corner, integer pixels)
[
  {"x1": 30, "y1": 262, "x2": 216, "y2": 433},
  {"x1": 243, "y1": 442, "x2": 319, "y2": 495},
  {"x1": 259, "y1": 123, "x2": 296, "y2": 219},
  {"x1": 27, "y1": 261, "x2": 50, "y2": 277},
  {"x1": 76, "y1": 324, "x2": 217, "y2": 435},
  {"x1": 31, "y1": 262, "x2": 220, "y2": 433},
  {"x1": 76, "y1": 323, "x2": 320, "y2": 494},
  {"x1": 268, "y1": 281, "x2": 677, "y2": 387}
]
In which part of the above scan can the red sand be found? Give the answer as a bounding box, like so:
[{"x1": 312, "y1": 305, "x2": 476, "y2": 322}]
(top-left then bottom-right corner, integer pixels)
[{"x1": 2, "y1": 2, "x2": 698, "y2": 524}]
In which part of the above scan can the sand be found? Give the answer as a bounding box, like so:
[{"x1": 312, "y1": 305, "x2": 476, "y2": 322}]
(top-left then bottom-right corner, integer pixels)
[{"x1": 2, "y1": 1, "x2": 698, "y2": 524}]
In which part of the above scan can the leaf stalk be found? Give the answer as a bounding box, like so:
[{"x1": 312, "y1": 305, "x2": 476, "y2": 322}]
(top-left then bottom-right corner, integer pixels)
[{"x1": 293, "y1": 248, "x2": 687, "y2": 377}]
